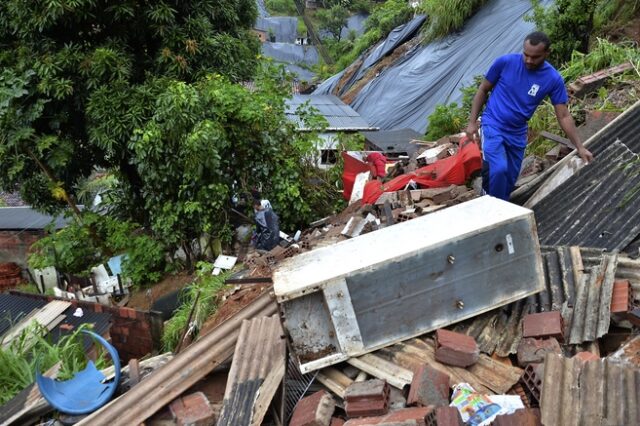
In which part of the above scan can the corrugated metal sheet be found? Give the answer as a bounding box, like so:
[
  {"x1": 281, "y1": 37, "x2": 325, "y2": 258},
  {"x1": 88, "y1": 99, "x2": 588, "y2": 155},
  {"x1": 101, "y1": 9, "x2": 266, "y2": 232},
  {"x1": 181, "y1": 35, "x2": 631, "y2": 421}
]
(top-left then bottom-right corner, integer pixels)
[
  {"x1": 216, "y1": 314, "x2": 286, "y2": 426},
  {"x1": 0, "y1": 293, "x2": 111, "y2": 351},
  {"x1": 361, "y1": 128, "x2": 422, "y2": 156},
  {"x1": 286, "y1": 94, "x2": 375, "y2": 130},
  {"x1": 534, "y1": 101, "x2": 640, "y2": 251},
  {"x1": 540, "y1": 353, "x2": 640, "y2": 426},
  {"x1": 0, "y1": 207, "x2": 70, "y2": 230},
  {"x1": 0, "y1": 293, "x2": 46, "y2": 336},
  {"x1": 456, "y1": 246, "x2": 622, "y2": 355}
]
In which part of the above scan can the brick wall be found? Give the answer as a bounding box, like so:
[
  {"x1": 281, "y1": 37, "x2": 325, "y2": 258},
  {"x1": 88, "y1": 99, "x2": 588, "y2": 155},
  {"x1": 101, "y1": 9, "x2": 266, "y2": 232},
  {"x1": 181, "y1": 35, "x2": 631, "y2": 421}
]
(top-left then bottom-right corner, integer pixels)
[
  {"x1": 10, "y1": 291, "x2": 163, "y2": 363},
  {"x1": 0, "y1": 230, "x2": 44, "y2": 268}
]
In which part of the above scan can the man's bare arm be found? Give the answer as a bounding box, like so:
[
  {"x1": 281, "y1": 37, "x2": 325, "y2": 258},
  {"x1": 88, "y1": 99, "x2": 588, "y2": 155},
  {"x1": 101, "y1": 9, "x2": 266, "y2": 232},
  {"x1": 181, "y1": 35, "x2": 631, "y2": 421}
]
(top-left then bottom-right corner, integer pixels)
[
  {"x1": 553, "y1": 104, "x2": 593, "y2": 163},
  {"x1": 465, "y1": 78, "x2": 494, "y2": 141}
]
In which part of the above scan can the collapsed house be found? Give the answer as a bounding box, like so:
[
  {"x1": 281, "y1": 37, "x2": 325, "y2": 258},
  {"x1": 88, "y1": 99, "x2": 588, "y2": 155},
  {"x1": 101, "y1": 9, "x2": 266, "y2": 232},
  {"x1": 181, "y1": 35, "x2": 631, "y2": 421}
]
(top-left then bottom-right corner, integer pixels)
[{"x1": 2, "y1": 97, "x2": 640, "y2": 425}]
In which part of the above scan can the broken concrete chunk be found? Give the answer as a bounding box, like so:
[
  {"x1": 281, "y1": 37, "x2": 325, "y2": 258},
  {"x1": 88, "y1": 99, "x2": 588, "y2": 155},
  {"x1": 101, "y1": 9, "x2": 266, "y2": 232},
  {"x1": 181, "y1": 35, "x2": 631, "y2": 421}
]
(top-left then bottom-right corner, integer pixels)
[
  {"x1": 169, "y1": 392, "x2": 214, "y2": 426},
  {"x1": 434, "y1": 329, "x2": 479, "y2": 368},
  {"x1": 290, "y1": 390, "x2": 336, "y2": 426},
  {"x1": 516, "y1": 338, "x2": 562, "y2": 367},
  {"x1": 407, "y1": 365, "x2": 450, "y2": 407},
  {"x1": 425, "y1": 406, "x2": 463, "y2": 426}
]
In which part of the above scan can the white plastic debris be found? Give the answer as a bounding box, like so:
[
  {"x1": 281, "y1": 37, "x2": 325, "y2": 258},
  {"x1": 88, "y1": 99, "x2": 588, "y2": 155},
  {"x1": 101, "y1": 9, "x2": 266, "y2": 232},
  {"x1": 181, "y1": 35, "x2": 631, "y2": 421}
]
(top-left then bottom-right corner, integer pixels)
[{"x1": 73, "y1": 308, "x2": 84, "y2": 318}]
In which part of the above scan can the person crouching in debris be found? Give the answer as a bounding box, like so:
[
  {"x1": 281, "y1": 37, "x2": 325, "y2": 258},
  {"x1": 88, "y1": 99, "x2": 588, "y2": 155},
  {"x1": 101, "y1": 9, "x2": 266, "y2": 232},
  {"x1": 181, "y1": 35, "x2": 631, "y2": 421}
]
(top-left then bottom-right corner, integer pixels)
[
  {"x1": 252, "y1": 199, "x2": 280, "y2": 252},
  {"x1": 365, "y1": 152, "x2": 388, "y2": 181}
]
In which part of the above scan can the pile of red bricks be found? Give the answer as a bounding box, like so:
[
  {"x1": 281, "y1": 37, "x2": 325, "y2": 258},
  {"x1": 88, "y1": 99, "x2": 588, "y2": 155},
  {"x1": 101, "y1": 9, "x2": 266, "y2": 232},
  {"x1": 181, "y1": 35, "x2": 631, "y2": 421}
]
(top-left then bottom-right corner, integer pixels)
[{"x1": 344, "y1": 379, "x2": 390, "y2": 418}]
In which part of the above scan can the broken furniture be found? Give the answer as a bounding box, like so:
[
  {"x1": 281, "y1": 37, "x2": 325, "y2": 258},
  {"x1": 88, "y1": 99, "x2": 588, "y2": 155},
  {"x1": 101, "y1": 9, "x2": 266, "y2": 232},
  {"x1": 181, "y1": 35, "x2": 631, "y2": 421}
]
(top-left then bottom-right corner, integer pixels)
[
  {"x1": 36, "y1": 330, "x2": 121, "y2": 415},
  {"x1": 274, "y1": 196, "x2": 545, "y2": 373}
]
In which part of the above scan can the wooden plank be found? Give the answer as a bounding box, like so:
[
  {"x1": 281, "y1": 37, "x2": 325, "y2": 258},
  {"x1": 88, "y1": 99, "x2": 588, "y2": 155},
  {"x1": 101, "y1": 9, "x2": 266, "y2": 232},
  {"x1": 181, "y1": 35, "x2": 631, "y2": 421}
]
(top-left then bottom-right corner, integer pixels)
[
  {"x1": 540, "y1": 131, "x2": 575, "y2": 149},
  {"x1": 316, "y1": 368, "x2": 354, "y2": 399},
  {"x1": 376, "y1": 338, "x2": 522, "y2": 394},
  {"x1": 347, "y1": 353, "x2": 413, "y2": 389}
]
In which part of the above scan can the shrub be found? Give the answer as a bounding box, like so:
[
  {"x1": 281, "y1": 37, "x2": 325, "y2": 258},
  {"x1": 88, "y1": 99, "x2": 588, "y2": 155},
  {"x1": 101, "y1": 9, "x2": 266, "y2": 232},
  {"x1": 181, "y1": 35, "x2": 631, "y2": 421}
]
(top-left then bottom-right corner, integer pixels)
[{"x1": 419, "y1": 0, "x2": 489, "y2": 42}]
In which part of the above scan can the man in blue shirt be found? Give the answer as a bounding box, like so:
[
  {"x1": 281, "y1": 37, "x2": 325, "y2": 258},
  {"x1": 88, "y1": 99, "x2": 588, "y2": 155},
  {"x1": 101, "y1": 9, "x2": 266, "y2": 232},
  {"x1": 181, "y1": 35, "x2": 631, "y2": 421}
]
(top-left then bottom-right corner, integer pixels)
[{"x1": 466, "y1": 31, "x2": 593, "y2": 200}]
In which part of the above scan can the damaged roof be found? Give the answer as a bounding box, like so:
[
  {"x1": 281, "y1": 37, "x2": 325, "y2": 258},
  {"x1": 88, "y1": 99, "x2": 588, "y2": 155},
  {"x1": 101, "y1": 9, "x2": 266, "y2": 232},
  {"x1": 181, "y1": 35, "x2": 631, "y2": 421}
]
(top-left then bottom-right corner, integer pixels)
[
  {"x1": 0, "y1": 207, "x2": 70, "y2": 230},
  {"x1": 456, "y1": 246, "x2": 623, "y2": 356},
  {"x1": 534, "y1": 101, "x2": 640, "y2": 251},
  {"x1": 361, "y1": 128, "x2": 423, "y2": 156},
  {"x1": 540, "y1": 354, "x2": 640, "y2": 426},
  {"x1": 285, "y1": 94, "x2": 377, "y2": 131}
]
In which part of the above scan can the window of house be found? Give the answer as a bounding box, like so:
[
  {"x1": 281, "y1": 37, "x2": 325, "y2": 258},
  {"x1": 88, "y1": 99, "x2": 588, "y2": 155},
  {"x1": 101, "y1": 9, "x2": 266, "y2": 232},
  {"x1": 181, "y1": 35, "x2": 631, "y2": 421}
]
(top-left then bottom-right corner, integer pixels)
[{"x1": 320, "y1": 149, "x2": 338, "y2": 165}]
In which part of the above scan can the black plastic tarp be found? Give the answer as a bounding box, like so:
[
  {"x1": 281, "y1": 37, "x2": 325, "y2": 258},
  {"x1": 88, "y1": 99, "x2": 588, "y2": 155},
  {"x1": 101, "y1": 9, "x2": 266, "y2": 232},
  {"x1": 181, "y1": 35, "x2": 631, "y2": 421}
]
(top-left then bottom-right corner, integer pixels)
[
  {"x1": 262, "y1": 42, "x2": 319, "y2": 65},
  {"x1": 256, "y1": 16, "x2": 299, "y2": 43},
  {"x1": 316, "y1": 0, "x2": 544, "y2": 133},
  {"x1": 316, "y1": 15, "x2": 427, "y2": 96}
]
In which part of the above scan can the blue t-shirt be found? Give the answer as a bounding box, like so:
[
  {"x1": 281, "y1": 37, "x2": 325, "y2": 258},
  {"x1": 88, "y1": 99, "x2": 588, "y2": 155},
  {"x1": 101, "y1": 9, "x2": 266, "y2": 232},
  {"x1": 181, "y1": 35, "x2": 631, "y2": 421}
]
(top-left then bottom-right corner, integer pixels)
[{"x1": 482, "y1": 53, "x2": 568, "y2": 136}]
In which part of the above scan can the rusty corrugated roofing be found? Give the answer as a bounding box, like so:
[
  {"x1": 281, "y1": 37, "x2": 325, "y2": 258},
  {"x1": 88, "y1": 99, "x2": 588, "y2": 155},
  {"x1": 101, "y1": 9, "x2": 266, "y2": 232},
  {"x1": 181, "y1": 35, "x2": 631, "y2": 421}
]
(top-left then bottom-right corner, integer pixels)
[
  {"x1": 534, "y1": 100, "x2": 640, "y2": 251},
  {"x1": 217, "y1": 314, "x2": 286, "y2": 426},
  {"x1": 456, "y1": 246, "x2": 622, "y2": 355},
  {"x1": 540, "y1": 354, "x2": 640, "y2": 426}
]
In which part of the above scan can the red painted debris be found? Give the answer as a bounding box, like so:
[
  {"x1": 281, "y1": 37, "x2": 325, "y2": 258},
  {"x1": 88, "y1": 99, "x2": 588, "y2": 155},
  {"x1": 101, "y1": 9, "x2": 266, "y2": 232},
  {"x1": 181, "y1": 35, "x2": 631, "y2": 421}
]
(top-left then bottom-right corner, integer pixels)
[
  {"x1": 610, "y1": 280, "x2": 632, "y2": 314},
  {"x1": 522, "y1": 312, "x2": 564, "y2": 341},
  {"x1": 407, "y1": 365, "x2": 450, "y2": 407},
  {"x1": 343, "y1": 407, "x2": 434, "y2": 426},
  {"x1": 344, "y1": 379, "x2": 390, "y2": 418},
  {"x1": 425, "y1": 406, "x2": 463, "y2": 426},
  {"x1": 493, "y1": 408, "x2": 542, "y2": 426},
  {"x1": 573, "y1": 351, "x2": 600, "y2": 362},
  {"x1": 434, "y1": 329, "x2": 479, "y2": 367},
  {"x1": 516, "y1": 337, "x2": 562, "y2": 366},
  {"x1": 168, "y1": 392, "x2": 215, "y2": 426},
  {"x1": 290, "y1": 390, "x2": 336, "y2": 426}
]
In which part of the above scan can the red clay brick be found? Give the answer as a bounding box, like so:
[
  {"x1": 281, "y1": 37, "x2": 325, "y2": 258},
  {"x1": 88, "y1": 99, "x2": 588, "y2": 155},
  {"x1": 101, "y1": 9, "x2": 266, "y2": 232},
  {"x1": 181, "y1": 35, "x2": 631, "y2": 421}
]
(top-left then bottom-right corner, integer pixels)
[
  {"x1": 522, "y1": 312, "x2": 564, "y2": 341},
  {"x1": 610, "y1": 280, "x2": 632, "y2": 314},
  {"x1": 290, "y1": 390, "x2": 335, "y2": 426},
  {"x1": 573, "y1": 351, "x2": 600, "y2": 362},
  {"x1": 434, "y1": 329, "x2": 479, "y2": 367},
  {"x1": 521, "y1": 363, "x2": 544, "y2": 404},
  {"x1": 493, "y1": 408, "x2": 541, "y2": 426},
  {"x1": 516, "y1": 337, "x2": 562, "y2": 366},
  {"x1": 344, "y1": 407, "x2": 433, "y2": 426},
  {"x1": 407, "y1": 365, "x2": 450, "y2": 407},
  {"x1": 425, "y1": 406, "x2": 463, "y2": 426},
  {"x1": 169, "y1": 392, "x2": 214, "y2": 426},
  {"x1": 345, "y1": 379, "x2": 390, "y2": 417},
  {"x1": 330, "y1": 418, "x2": 345, "y2": 426}
]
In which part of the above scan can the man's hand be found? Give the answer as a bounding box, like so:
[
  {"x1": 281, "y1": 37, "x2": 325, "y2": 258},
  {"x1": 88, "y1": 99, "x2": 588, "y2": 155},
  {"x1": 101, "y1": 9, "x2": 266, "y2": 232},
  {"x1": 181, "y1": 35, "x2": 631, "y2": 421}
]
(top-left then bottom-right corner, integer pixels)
[
  {"x1": 577, "y1": 147, "x2": 594, "y2": 164},
  {"x1": 465, "y1": 122, "x2": 480, "y2": 142}
]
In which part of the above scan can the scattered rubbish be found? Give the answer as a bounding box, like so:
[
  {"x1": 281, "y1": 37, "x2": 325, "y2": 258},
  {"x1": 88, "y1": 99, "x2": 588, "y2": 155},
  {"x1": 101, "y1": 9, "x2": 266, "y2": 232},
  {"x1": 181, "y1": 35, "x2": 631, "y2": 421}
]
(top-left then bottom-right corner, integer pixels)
[{"x1": 72, "y1": 308, "x2": 83, "y2": 318}]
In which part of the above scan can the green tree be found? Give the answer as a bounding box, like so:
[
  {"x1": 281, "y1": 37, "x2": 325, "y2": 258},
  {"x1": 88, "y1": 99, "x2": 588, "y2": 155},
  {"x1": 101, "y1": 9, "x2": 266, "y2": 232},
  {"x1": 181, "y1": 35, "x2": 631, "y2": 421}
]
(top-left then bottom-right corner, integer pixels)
[
  {"x1": 528, "y1": 0, "x2": 599, "y2": 65},
  {"x1": 317, "y1": 5, "x2": 350, "y2": 41},
  {"x1": 0, "y1": 0, "x2": 260, "y2": 218}
]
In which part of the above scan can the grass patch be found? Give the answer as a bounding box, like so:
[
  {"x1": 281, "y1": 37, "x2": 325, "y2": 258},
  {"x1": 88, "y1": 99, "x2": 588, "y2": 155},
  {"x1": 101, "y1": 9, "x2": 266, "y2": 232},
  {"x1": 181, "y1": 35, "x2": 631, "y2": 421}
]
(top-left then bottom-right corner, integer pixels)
[
  {"x1": 0, "y1": 323, "x2": 107, "y2": 404},
  {"x1": 161, "y1": 262, "x2": 230, "y2": 352},
  {"x1": 418, "y1": 0, "x2": 489, "y2": 42}
]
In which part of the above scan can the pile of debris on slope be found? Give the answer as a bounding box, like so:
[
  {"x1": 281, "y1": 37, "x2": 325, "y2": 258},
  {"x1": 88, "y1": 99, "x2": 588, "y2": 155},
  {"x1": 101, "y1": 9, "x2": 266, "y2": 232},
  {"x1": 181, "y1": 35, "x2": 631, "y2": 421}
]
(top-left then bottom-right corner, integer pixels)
[{"x1": 3, "y1": 102, "x2": 640, "y2": 426}]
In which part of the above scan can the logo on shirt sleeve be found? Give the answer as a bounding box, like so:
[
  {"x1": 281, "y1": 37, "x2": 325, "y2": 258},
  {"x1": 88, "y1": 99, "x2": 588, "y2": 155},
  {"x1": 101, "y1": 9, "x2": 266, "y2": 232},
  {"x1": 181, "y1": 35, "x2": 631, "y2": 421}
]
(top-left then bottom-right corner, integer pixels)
[{"x1": 528, "y1": 84, "x2": 540, "y2": 97}]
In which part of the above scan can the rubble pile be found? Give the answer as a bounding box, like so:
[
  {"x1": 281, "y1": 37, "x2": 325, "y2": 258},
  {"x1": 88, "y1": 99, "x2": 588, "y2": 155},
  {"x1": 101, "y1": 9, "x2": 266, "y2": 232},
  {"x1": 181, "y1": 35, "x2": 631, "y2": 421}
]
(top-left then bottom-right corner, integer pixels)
[{"x1": 2, "y1": 93, "x2": 640, "y2": 425}]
